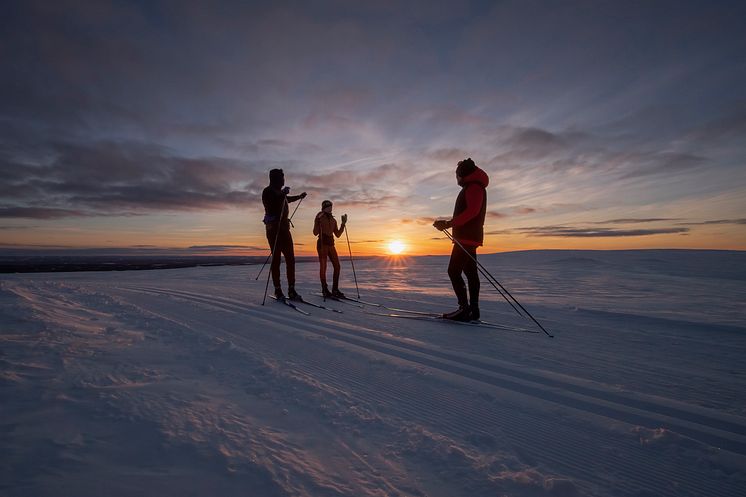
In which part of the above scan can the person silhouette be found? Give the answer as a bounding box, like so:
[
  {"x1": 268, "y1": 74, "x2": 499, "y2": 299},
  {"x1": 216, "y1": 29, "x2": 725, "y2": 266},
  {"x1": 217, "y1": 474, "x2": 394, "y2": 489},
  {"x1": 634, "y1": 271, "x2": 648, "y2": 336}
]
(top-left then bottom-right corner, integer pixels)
[
  {"x1": 433, "y1": 158, "x2": 489, "y2": 321},
  {"x1": 313, "y1": 200, "x2": 347, "y2": 298},
  {"x1": 262, "y1": 168, "x2": 306, "y2": 300}
]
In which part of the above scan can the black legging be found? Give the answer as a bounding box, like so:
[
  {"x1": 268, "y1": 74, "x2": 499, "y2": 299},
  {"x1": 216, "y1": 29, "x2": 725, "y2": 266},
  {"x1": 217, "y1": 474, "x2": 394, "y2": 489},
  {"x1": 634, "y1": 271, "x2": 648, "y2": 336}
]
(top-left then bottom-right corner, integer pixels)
[
  {"x1": 317, "y1": 240, "x2": 341, "y2": 290},
  {"x1": 447, "y1": 243, "x2": 479, "y2": 307},
  {"x1": 266, "y1": 226, "x2": 295, "y2": 290}
]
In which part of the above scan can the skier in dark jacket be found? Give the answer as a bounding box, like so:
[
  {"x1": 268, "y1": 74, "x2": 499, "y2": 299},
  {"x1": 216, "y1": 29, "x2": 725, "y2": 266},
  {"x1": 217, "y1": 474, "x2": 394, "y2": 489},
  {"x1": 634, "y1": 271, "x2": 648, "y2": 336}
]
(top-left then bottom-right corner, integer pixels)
[
  {"x1": 433, "y1": 158, "x2": 488, "y2": 321},
  {"x1": 262, "y1": 168, "x2": 307, "y2": 300}
]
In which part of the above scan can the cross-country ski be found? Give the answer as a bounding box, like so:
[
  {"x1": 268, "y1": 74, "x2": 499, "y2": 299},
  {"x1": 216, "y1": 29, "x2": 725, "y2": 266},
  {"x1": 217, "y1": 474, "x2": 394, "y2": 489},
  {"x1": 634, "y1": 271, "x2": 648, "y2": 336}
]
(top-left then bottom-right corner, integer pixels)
[
  {"x1": 365, "y1": 310, "x2": 539, "y2": 333},
  {"x1": 269, "y1": 294, "x2": 311, "y2": 315}
]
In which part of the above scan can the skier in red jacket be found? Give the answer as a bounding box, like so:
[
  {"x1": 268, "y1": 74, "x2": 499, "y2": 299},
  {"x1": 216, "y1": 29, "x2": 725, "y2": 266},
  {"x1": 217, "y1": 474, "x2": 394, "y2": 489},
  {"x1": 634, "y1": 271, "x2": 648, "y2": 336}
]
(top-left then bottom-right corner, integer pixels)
[{"x1": 433, "y1": 158, "x2": 488, "y2": 321}]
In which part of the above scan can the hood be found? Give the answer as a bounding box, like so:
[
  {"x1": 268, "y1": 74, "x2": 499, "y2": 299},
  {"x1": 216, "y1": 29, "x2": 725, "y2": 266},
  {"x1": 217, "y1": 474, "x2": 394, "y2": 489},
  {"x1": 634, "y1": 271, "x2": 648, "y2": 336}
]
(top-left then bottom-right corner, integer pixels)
[
  {"x1": 269, "y1": 168, "x2": 285, "y2": 189},
  {"x1": 461, "y1": 166, "x2": 489, "y2": 188}
]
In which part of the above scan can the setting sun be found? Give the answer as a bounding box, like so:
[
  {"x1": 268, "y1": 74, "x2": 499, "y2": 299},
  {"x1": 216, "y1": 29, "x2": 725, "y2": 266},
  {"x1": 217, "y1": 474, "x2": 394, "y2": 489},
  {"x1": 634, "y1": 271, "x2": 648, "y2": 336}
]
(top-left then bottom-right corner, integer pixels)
[{"x1": 387, "y1": 240, "x2": 406, "y2": 255}]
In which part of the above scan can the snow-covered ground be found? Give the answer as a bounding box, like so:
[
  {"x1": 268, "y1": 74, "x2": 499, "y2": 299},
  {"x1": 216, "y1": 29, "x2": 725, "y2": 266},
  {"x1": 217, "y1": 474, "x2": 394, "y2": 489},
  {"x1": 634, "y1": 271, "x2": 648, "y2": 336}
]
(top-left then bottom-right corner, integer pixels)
[{"x1": 2, "y1": 250, "x2": 745, "y2": 497}]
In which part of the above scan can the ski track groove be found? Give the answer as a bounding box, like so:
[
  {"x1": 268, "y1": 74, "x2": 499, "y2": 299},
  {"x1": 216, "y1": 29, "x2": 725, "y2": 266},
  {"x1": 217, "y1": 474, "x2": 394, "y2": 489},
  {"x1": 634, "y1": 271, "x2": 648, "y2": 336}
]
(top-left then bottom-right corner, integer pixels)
[
  {"x1": 124, "y1": 286, "x2": 746, "y2": 444},
  {"x1": 33, "y1": 284, "x2": 708, "y2": 495},
  {"x1": 112, "y1": 285, "x2": 745, "y2": 497},
  {"x1": 114, "y1": 285, "x2": 745, "y2": 497},
  {"x1": 320, "y1": 297, "x2": 741, "y2": 422},
  {"x1": 114, "y1": 287, "x2": 617, "y2": 494},
  {"x1": 128, "y1": 285, "x2": 746, "y2": 441},
  {"x1": 153, "y1": 291, "x2": 743, "y2": 497},
  {"x1": 389, "y1": 297, "x2": 746, "y2": 423},
  {"x1": 283, "y1": 348, "x2": 735, "y2": 497},
  {"x1": 133, "y1": 287, "x2": 744, "y2": 497},
  {"x1": 286, "y1": 357, "x2": 621, "y2": 494}
]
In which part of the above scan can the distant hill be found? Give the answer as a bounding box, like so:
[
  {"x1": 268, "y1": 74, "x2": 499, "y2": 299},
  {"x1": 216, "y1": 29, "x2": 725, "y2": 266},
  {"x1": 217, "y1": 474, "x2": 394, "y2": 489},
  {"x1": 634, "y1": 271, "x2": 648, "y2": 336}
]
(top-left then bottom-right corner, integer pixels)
[{"x1": 479, "y1": 249, "x2": 746, "y2": 281}]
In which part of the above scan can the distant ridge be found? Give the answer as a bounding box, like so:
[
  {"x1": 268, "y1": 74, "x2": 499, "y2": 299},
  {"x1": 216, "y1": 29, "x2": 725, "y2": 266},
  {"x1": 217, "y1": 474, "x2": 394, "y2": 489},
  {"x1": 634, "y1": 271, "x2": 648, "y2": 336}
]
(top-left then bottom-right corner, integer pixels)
[{"x1": 0, "y1": 256, "x2": 306, "y2": 274}]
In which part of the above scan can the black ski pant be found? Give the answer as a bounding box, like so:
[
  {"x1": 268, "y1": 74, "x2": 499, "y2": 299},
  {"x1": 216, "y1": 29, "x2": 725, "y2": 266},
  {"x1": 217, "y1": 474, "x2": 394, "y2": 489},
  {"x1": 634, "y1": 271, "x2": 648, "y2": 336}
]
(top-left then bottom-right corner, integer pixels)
[
  {"x1": 448, "y1": 243, "x2": 479, "y2": 308},
  {"x1": 317, "y1": 240, "x2": 341, "y2": 291},
  {"x1": 266, "y1": 225, "x2": 295, "y2": 291}
]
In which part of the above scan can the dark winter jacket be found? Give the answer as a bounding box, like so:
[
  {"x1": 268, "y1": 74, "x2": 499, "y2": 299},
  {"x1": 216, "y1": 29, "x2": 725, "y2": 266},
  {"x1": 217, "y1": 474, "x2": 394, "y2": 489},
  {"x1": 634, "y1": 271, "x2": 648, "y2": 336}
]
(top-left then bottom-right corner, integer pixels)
[
  {"x1": 451, "y1": 167, "x2": 489, "y2": 246},
  {"x1": 262, "y1": 186, "x2": 303, "y2": 230}
]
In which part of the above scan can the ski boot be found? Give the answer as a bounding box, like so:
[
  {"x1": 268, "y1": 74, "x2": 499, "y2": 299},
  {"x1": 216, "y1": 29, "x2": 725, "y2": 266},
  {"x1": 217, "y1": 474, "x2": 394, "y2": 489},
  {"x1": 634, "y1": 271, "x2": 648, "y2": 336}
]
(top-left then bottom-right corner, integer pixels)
[
  {"x1": 321, "y1": 284, "x2": 333, "y2": 298},
  {"x1": 443, "y1": 305, "x2": 472, "y2": 322},
  {"x1": 331, "y1": 288, "x2": 346, "y2": 299},
  {"x1": 288, "y1": 287, "x2": 301, "y2": 301},
  {"x1": 274, "y1": 287, "x2": 286, "y2": 300},
  {"x1": 469, "y1": 304, "x2": 480, "y2": 321}
]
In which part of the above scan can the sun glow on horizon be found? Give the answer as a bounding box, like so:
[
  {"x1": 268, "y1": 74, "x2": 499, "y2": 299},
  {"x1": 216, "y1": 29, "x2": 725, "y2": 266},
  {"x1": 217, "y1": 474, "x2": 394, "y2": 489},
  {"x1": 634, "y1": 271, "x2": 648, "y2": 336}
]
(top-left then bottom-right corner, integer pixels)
[{"x1": 387, "y1": 240, "x2": 406, "y2": 255}]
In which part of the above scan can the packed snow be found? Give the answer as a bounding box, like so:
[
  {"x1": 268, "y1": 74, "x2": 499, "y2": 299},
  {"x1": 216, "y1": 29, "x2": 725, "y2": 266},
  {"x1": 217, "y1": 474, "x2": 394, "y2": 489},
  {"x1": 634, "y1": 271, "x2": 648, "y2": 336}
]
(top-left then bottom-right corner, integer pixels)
[{"x1": 2, "y1": 250, "x2": 745, "y2": 497}]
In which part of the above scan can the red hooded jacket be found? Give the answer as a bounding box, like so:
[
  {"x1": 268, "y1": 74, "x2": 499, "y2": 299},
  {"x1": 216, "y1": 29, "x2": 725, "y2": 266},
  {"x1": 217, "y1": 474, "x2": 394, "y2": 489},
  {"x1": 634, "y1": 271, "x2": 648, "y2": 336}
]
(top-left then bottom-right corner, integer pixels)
[{"x1": 451, "y1": 167, "x2": 489, "y2": 246}]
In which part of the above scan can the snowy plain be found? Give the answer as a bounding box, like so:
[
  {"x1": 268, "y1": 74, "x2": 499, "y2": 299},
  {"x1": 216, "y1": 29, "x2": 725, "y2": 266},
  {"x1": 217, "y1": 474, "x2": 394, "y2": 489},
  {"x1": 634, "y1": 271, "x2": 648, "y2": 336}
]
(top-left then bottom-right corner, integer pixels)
[{"x1": 1, "y1": 249, "x2": 745, "y2": 497}]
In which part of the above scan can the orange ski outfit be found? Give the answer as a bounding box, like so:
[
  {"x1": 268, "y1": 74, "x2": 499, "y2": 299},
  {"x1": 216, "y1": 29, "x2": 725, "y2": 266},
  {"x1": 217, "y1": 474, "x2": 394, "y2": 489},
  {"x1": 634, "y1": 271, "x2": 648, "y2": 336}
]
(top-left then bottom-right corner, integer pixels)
[{"x1": 313, "y1": 203, "x2": 346, "y2": 296}]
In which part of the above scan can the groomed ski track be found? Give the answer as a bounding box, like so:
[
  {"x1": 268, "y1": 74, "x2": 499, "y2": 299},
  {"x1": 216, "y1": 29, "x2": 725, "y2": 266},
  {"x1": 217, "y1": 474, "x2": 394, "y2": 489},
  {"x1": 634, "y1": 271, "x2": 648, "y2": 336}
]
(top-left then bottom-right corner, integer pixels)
[{"x1": 114, "y1": 283, "x2": 746, "y2": 497}]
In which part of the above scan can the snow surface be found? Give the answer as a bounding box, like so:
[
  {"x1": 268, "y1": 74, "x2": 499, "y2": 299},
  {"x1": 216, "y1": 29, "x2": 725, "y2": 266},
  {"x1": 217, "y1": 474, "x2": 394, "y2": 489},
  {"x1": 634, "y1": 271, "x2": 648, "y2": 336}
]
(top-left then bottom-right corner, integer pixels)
[{"x1": 1, "y1": 250, "x2": 745, "y2": 497}]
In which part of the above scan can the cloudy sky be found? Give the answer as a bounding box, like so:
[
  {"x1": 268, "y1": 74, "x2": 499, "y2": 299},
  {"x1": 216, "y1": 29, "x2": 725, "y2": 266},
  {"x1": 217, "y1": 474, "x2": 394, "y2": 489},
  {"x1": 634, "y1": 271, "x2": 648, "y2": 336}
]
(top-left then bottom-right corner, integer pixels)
[{"x1": 1, "y1": 0, "x2": 745, "y2": 255}]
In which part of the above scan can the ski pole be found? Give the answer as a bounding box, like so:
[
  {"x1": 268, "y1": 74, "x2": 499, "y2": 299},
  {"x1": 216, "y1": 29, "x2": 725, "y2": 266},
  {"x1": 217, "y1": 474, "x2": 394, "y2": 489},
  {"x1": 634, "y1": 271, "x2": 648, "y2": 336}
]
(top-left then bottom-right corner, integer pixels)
[
  {"x1": 443, "y1": 229, "x2": 553, "y2": 338},
  {"x1": 288, "y1": 194, "x2": 305, "y2": 224},
  {"x1": 256, "y1": 195, "x2": 304, "y2": 280},
  {"x1": 255, "y1": 252, "x2": 273, "y2": 281},
  {"x1": 442, "y1": 229, "x2": 522, "y2": 317},
  {"x1": 261, "y1": 197, "x2": 289, "y2": 305},
  {"x1": 344, "y1": 221, "x2": 360, "y2": 299}
]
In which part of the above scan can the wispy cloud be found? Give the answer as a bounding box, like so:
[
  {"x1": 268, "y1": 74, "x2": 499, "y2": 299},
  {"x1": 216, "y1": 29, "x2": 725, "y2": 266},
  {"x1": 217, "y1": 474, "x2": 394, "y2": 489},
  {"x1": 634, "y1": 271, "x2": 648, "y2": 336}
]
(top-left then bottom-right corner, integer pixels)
[
  {"x1": 188, "y1": 244, "x2": 265, "y2": 251},
  {"x1": 0, "y1": 207, "x2": 87, "y2": 219},
  {"x1": 0, "y1": 140, "x2": 264, "y2": 217},
  {"x1": 0, "y1": 134, "x2": 416, "y2": 219},
  {"x1": 401, "y1": 217, "x2": 435, "y2": 225},
  {"x1": 512, "y1": 206, "x2": 536, "y2": 215},
  {"x1": 489, "y1": 225, "x2": 691, "y2": 238},
  {"x1": 425, "y1": 148, "x2": 472, "y2": 163},
  {"x1": 592, "y1": 218, "x2": 682, "y2": 224},
  {"x1": 677, "y1": 218, "x2": 746, "y2": 226},
  {"x1": 618, "y1": 153, "x2": 707, "y2": 179},
  {"x1": 685, "y1": 105, "x2": 746, "y2": 145}
]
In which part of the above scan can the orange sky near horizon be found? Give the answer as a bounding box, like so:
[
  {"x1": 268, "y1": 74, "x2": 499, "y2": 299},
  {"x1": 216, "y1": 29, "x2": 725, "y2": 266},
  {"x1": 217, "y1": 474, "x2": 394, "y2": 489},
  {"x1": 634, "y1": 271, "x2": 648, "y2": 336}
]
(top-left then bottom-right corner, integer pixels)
[{"x1": 4, "y1": 210, "x2": 744, "y2": 256}]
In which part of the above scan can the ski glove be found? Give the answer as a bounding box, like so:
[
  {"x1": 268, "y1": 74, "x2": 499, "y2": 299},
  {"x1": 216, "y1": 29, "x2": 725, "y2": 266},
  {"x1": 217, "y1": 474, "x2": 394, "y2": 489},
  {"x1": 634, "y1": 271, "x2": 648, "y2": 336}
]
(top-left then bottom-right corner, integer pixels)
[
  {"x1": 282, "y1": 186, "x2": 291, "y2": 195},
  {"x1": 433, "y1": 219, "x2": 452, "y2": 231},
  {"x1": 300, "y1": 192, "x2": 307, "y2": 199},
  {"x1": 341, "y1": 214, "x2": 347, "y2": 224}
]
